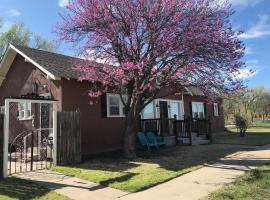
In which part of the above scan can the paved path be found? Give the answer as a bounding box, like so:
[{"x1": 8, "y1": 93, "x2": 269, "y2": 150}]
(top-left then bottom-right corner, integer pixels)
[
  {"x1": 15, "y1": 170, "x2": 128, "y2": 200},
  {"x1": 15, "y1": 145, "x2": 270, "y2": 200}
]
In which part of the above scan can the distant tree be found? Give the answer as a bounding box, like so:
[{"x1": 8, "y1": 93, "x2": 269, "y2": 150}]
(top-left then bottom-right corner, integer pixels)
[
  {"x1": 0, "y1": 22, "x2": 31, "y2": 56},
  {"x1": 0, "y1": 20, "x2": 57, "y2": 58},
  {"x1": 33, "y1": 35, "x2": 56, "y2": 52}
]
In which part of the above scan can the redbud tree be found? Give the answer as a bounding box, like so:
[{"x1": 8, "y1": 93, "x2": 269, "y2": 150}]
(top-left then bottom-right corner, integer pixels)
[{"x1": 58, "y1": 0, "x2": 246, "y2": 157}]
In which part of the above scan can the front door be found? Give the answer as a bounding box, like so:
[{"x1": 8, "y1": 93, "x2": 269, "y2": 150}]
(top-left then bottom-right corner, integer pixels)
[{"x1": 159, "y1": 101, "x2": 169, "y2": 136}]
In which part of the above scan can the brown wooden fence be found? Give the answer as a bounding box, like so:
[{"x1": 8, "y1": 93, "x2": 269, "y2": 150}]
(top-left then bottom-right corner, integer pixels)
[
  {"x1": 57, "y1": 111, "x2": 82, "y2": 165},
  {"x1": 0, "y1": 114, "x2": 4, "y2": 179}
]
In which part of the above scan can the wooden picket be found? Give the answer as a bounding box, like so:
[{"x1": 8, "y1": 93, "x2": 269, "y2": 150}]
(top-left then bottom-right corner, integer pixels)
[{"x1": 57, "y1": 111, "x2": 81, "y2": 165}]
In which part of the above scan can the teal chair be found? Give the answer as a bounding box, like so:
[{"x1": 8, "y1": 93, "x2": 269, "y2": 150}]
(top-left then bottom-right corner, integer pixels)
[
  {"x1": 146, "y1": 132, "x2": 166, "y2": 149},
  {"x1": 137, "y1": 132, "x2": 156, "y2": 150}
]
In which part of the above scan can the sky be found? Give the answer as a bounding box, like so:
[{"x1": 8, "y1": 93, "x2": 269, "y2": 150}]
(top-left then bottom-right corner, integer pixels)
[{"x1": 0, "y1": 0, "x2": 269, "y2": 88}]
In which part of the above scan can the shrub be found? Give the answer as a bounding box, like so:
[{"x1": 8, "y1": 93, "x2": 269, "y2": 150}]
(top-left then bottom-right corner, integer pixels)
[{"x1": 235, "y1": 114, "x2": 248, "y2": 137}]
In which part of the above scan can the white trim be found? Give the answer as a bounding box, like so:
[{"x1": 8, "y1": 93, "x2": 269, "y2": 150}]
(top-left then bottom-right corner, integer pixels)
[
  {"x1": 52, "y1": 103, "x2": 57, "y2": 165},
  {"x1": 3, "y1": 99, "x2": 58, "y2": 177},
  {"x1": 3, "y1": 100, "x2": 9, "y2": 178},
  {"x1": 9, "y1": 45, "x2": 61, "y2": 80},
  {"x1": 213, "y1": 103, "x2": 219, "y2": 117},
  {"x1": 142, "y1": 98, "x2": 185, "y2": 120},
  {"x1": 106, "y1": 93, "x2": 126, "y2": 118}
]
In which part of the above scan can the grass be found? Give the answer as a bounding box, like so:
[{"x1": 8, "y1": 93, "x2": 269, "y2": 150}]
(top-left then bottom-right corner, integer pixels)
[
  {"x1": 205, "y1": 164, "x2": 270, "y2": 200},
  {"x1": 52, "y1": 144, "x2": 250, "y2": 192},
  {"x1": 0, "y1": 177, "x2": 69, "y2": 200},
  {"x1": 214, "y1": 127, "x2": 270, "y2": 146}
]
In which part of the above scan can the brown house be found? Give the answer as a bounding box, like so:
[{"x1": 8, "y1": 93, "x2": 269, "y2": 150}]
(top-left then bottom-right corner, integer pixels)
[{"x1": 0, "y1": 44, "x2": 224, "y2": 157}]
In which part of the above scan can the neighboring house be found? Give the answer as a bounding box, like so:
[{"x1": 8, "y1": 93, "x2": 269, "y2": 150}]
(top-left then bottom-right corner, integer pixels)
[{"x1": 0, "y1": 44, "x2": 224, "y2": 157}]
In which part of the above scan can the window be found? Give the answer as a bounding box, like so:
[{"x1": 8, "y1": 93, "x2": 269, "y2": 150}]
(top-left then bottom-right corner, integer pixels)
[
  {"x1": 213, "y1": 103, "x2": 219, "y2": 117},
  {"x1": 18, "y1": 102, "x2": 32, "y2": 120},
  {"x1": 170, "y1": 101, "x2": 184, "y2": 119},
  {"x1": 106, "y1": 94, "x2": 125, "y2": 117},
  {"x1": 192, "y1": 102, "x2": 205, "y2": 118},
  {"x1": 0, "y1": 106, "x2": 5, "y2": 114},
  {"x1": 142, "y1": 101, "x2": 155, "y2": 119},
  {"x1": 141, "y1": 99, "x2": 184, "y2": 120}
]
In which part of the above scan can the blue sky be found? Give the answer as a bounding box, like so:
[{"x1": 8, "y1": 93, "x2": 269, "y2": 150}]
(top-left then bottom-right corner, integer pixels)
[{"x1": 0, "y1": 0, "x2": 269, "y2": 88}]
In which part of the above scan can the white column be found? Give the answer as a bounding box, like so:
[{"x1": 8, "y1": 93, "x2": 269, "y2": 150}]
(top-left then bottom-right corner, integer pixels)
[
  {"x1": 3, "y1": 100, "x2": 10, "y2": 178},
  {"x1": 52, "y1": 103, "x2": 57, "y2": 166}
]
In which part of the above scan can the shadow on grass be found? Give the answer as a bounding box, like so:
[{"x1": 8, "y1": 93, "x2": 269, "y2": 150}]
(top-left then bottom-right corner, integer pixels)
[
  {"x1": 0, "y1": 177, "x2": 52, "y2": 200},
  {"x1": 53, "y1": 144, "x2": 255, "y2": 192}
]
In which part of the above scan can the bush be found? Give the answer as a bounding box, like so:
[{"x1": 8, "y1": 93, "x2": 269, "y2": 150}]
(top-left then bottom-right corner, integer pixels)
[{"x1": 235, "y1": 114, "x2": 248, "y2": 137}]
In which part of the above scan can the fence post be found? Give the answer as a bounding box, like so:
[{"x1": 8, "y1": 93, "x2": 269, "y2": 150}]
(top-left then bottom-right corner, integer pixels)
[
  {"x1": 188, "y1": 116, "x2": 192, "y2": 146},
  {"x1": 0, "y1": 114, "x2": 4, "y2": 179},
  {"x1": 208, "y1": 116, "x2": 213, "y2": 143},
  {"x1": 173, "y1": 114, "x2": 177, "y2": 145}
]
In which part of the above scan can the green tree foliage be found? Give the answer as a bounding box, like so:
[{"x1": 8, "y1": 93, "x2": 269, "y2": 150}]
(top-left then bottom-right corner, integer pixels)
[
  {"x1": 224, "y1": 86, "x2": 270, "y2": 124},
  {"x1": 0, "y1": 20, "x2": 56, "y2": 58}
]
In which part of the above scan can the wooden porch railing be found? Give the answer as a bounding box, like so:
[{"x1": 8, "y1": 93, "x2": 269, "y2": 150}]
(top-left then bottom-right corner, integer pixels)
[
  {"x1": 140, "y1": 115, "x2": 212, "y2": 145},
  {"x1": 191, "y1": 117, "x2": 212, "y2": 142}
]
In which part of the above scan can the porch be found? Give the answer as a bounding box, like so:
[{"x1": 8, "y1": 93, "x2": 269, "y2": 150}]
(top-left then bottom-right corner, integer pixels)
[{"x1": 140, "y1": 116, "x2": 212, "y2": 146}]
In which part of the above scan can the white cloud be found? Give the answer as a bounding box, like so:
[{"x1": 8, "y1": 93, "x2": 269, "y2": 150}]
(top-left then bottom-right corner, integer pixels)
[
  {"x1": 0, "y1": 8, "x2": 21, "y2": 17},
  {"x1": 234, "y1": 60, "x2": 260, "y2": 79},
  {"x1": 58, "y1": 0, "x2": 69, "y2": 7},
  {"x1": 239, "y1": 15, "x2": 270, "y2": 40},
  {"x1": 235, "y1": 68, "x2": 257, "y2": 79},
  {"x1": 245, "y1": 46, "x2": 254, "y2": 55},
  {"x1": 229, "y1": 0, "x2": 263, "y2": 7}
]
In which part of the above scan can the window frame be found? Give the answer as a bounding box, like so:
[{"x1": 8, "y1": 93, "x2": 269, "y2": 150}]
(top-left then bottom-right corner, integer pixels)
[
  {"x1": 106, "y1": 93, "x2": 126, "y2": 118},
  {"x1": 213, "y1": 103, "x2": 219, "y2": 117},
  {"x1": 191, "y1": 102, "x2": 205, "y2": 118},
  {"x1": 18, "y1": 102, "x2": 32, "y2": 121},
  {"x1": 141, "y1": 99, "x2": 184, "y2": 120}
]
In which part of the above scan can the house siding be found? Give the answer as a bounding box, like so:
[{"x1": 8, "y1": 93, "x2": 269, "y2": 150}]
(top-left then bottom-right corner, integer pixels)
[
  {"x1": 0, "y1": 54, "x2": 224, "y2": 156},
  {"x1": 0, "y1": 54, "x2": 62, "y2": 142},
  {"x1": 183, "y1": 95, "x2": 224, "y2": 133}
]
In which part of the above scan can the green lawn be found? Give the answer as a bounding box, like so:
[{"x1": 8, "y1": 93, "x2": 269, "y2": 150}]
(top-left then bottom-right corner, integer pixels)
[
  {"x1": 52, "y1": 144, "x2": 250, "y2": 192},
  {"x1": 205, "y1": 164, "x2": 270, "y2": 200},
  {"x1": 0, "y1": 177, "x2": 69, "y2": 200},
  {"x1": 214, "y1": 128, "x2": 270, "y2": 146}
]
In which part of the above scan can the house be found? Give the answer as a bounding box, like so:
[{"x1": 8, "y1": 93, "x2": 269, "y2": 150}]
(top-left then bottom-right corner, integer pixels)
[{"x1": 0, "y1": 44, "x2": 224, "y2": 157}]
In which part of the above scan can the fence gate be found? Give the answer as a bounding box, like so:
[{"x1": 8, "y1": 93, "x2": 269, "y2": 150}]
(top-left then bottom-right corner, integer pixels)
[{"x1": 3, "y1": 97, "x2": 57, "y2": 177}]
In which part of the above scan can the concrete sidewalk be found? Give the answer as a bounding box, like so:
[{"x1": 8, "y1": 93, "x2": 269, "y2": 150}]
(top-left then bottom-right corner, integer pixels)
[
  {"x1": 15, "y1": 145, "x2": 270, "y2": 200},
  {"x1": 119, "y1": 145, "x2": 270, "y2": 200},
  {"x1": 15, "y1": 170, "x2": 128, "y2": 200}
]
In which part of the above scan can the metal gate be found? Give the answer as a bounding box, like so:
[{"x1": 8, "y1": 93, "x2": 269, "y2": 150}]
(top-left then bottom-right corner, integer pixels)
[
  {"x1": 8, "y1": 128, "x2": 53, "y2": 175},
  {"x1": 3, "y1": 97, "x2": 57, "y2": 177}
]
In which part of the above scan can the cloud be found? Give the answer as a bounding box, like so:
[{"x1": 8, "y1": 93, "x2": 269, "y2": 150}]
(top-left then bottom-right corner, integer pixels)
[
  {"x1": 229, "y1": 0, "x2": 263, "y2": 7},
  {"x1": 245, "y1": 46, "x2": 254, "y2": 55},
  {"x1": 234, "y1": 60, "x2": 260, "y2": 79},
  {"x1": 0, "y1": 8, "x2": 21, "y2": 17},
  {"x1": 239, "y1": 15, "x2": 270, "y2": 40},
  {"x1": 58, "y1": 0, "x2": 69, "y2": 7}
]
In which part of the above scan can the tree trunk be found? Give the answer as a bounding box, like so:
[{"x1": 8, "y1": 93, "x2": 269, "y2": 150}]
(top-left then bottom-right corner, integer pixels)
[{"x1": 123, "y1": 101, "x2": 141, "y2": 158}]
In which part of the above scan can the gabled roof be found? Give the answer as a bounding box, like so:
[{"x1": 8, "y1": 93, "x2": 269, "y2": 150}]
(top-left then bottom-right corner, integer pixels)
[{"x1": 0, "y1": 44, "x2": 84, "y2": 85}]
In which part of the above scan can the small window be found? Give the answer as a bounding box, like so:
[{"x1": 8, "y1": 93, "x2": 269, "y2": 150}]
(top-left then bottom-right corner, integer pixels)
[
  {"x1": 18, "y1": 102, "x2": 32, "y2": 120},
  {"x1": 213, "y1": 103, "x2": 219, "y2": 117},
  {"x1": 192, "y1": 102, "x2": 205, "y2": 118},
  {"x1": 107, "y1": 94, "x2": 125, "y2": 117},
  {"x1": 0, "y1": 106, "x2": 5, "y2": 114}
]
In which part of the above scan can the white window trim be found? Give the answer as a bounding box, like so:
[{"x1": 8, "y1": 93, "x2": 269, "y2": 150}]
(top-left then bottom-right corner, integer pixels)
[
  {"x1": 18, "y1": 102, "x2": 32, "y2": 121},
  {"x1": 106, "y1": 93, "x2": 126, "y2": 118},
  {"x1": 213, "y1": 103, "x2": 219, "y2": 117},
  {"x1": 191, "y1": 102, "x2": 205, "y2": 118},
  {"x1": 142, "y1": 99, "x2": 184, "y2": 120}
]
